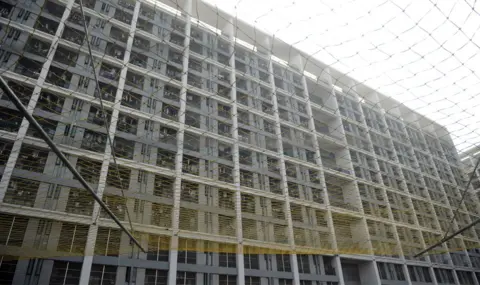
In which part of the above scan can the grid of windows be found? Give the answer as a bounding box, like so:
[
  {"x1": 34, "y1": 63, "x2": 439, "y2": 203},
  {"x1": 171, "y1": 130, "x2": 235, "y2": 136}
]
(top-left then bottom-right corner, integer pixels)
[{"x1": 0, "y1": 0, "x2": 476, "y2": 284}]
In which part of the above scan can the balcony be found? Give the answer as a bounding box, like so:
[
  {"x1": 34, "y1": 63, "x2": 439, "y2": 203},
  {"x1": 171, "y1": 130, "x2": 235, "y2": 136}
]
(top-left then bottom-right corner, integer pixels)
[
  {"x1": 113, "y1": 137, "x2": 134, "y2": 159},
  {"x1": 237, "y1": 92, "x2": 249, "y2": 106},
  {"x1": 261, "y1": 103, "x2": 273, "y2": 115},
  {"x1": 186, "y1": 92, "x2": 201, "y2": 108},
  {"x1": 166, "y1": 65, "x2": 181, "y2": 81},
  {"x1": 88, "y1": 106, "x2": 111, "y2": 126},
  {"x1": 217, "y1": 85, "x2": 231, "y2": 99},
  {"x1": 157, "y1": 150, "x2": 176, "y2": 170},
  {"x1": 164, "y1": 85, "x2": 180, "y2": 101},
  {"x1": 136, "y1": 18, "x2": 153, "y2": 33},
  {"x1": 110, "y1": 26, "x2": 128, "y2": 43},
  {"x1": 188, "y1": 73, "x2": 202, "y2": 88},
  {"x1": 77, "y1": 157, "x2": 102, "y2": 184},
  {"x1": 46, "y1": 66, "x2": 72, "y2": 89},
  {"x1": 117, "y1": 114, "x2": 138, "y2": 135},
  {"x1": 35, "y1": 16, "x2": 59, "y2": 35},
  {"x1": 61, "y1": 26, "x2": 84, "y2": 45},
  {"x1": 81, "y1": 130, "x2": 107, "y2": 153},
  {"x1": 235, "y1": 61, "x2": 246, "y2": 73},
  {"x1": 218, "y1": 164, "x2": 234, "y2": 183},
  {"x1": 185, "y1": 111, "x2": 200, "y2": 128},
  {"x1": 269, "y1": 177, "x2": 282, "y2": 194},
  {"x1": 130, "y1": 51, "x2": 147, "y2": 68},
  {"x1": 217, "y1": 53, "x2": 230, "y2": 66},
  {"x1": 190, "y1": 42, "x2": 203, "y2": 55},
  {"x1": 121, "y1": 91, "x2": 142, "y2": 110},
  {"x1": 45, "y1": 1, "x2": 65, "y2": 18},
  {"x1": 170, "y1": 34, "x2": 184, "y2": 46},
  {"x1": 218, "y1": 104, "x2": 231, "y2": 118},
  {"x1": 118, "y1": 0, "x2": 135, "y2": 11},
  {"x1": 172, "y1": 19, "x2": 185, "y2": 33},
  {"x1": 66, "y1": 188, "x2": 94, "y2": 216},
  {"x1": 259, "y1": 71, "x2": 270, "y2": 83},
  {"x1": 114, "y1": 9, "x2": 132, "y2": 25},
  {"x1": 94, "y1": 83, "x2": 117, "y2": 102},
  {"x1": 162, "y1": 104, "x2": 179, "y2": 121},
  {"x1": 4, "y1": 178, "x2": 39, "y2": 208},
  {"x1": 68, "y1": 11, "x2": 90, "y2": 27},
  {"x1": 188, "y1": 59, "x2": 202, "y2": 72},
  {"x1": 37, "y1": 92, "x2": 64, "y2": 114},
  {"x1": 99, "y1": 63, "x2": 120, "y2": 81},
  {"x1": 154, "y1": 175, "x2": 174, "y2": 198},
  {"x1": 133, "y1": 36, "x2": 150, "y2": 51},
  {"x1": 14, "y1": 57, "x2": 42, "y2": 79},
  {"x1": 238, "y1": 128, "x2": 250, "y2": 143},
  {"x1": 126, "y1": 71, "x2": 145, "y2": 89},
  {"x1": 25, "y1": 38, "x2": 50, "y2": 57},
  {"x1": 0, "y1": 1, "x2": 13, "y2": 18},
  {"x1": 106, "y1": 43, "x2": 125, "y2": 60},
  {"x1": 218, "y1": 122, "x2": 231, "y2": 137},
  {"x1": 240, "y1": 170, "x2": 253, "y2": 187},
  {"x1": 15, "y1": 146, "x2": 47, "y2": 174},
  {"x1": 0, "y1": 107, "x2": 22, "y2": 133},
  {"x1": 159, "y1": 127, "x2": 177, "y2": 145},
  {"x1": 53, "y1": 47, "x2": 79, "y2": 66},
  {"x1": 140, "y1": 5, "x2": 155, "y2": 19},
  {"x1": 183, "y1": 155, "x2": 199, "y2": 175}
]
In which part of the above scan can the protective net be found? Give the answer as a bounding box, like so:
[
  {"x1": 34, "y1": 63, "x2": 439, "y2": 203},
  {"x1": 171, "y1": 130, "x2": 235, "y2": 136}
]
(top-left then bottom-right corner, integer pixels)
[{"x1": 0, "y1": 0, "x2": 479, "y2": 273}]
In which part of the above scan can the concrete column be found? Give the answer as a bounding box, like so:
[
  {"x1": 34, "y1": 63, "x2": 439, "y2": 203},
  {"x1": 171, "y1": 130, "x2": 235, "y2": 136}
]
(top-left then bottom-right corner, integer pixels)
[
  {"x1": 225, "y1": 17, "x2": 245, "y2": 285},
  {"x1": 79, "y1": 2, "x2": 141, "y2": 284},
  {"x1": 292, "y1": 55, "x2": 339, "y2": 253},
  {"x1": 168, "y1": 0, "x2": 192, "y2": 284},
  {"x1": 264, "y1": 40, "x2": 299, "y2": 285}
]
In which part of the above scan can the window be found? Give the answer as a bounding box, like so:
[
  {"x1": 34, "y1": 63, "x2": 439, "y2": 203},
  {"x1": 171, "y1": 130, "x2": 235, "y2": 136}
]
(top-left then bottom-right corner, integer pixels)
[
  {"x1": 89, "y1": 265, "x2": 116, "y2": 285},
  {"x1": 178, "y1": 238, "x2": 196, "y2": 264},
  {"x1": 276, "y1": 254, "x2": 291, "y2": 272},
  {"x1": 49, "y1": 261, "x2": 81, "y2": 285},
  {"x1": 145, "y1": 269, "x2": 167, "y2": 285},
  {"x1": 147, "y1": 235, "x2": 169, "y2": 262},
  {"x1": 219, "y1": 251, "x2": 236, "y2": 268},
  {"x1": 176, "y1": 271, "x2": 195, "y2": 285},
  {"x1": 219, "y1": 275, "x2": 237, "y2": 285},
  {"x1": 245, "y1": 276, "x2": 260, "y2": 285},
  {"x1": 297, "y1": 255, "x2": 310, "y2": 273},
  {"x1": 278, "y1": 279, "x2": 293, "y2": 285},
  {"x1": 244, "y1": 253, "x2": 259, "y2": 269}
]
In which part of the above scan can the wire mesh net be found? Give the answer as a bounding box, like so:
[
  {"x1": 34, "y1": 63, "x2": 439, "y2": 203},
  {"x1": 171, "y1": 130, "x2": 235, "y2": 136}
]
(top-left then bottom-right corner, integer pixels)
[{"x1": 0, "y1": 0, "x2": 479, "y2": 271}]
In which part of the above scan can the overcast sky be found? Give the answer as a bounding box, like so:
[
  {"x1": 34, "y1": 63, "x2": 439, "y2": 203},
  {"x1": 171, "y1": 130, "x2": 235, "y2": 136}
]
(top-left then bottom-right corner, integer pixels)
[{"x1": 205, "y1": 0, "x2": 480, "y2": 153}]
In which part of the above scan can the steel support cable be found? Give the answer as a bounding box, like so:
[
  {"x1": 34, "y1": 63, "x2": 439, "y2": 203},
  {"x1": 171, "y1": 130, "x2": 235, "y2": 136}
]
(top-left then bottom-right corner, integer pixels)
[
  {"x1": 415, "y1": 157, "x2": 480, "y2": 257},
  {"x1": 78, "y1": 0, "x2": 136, "y2": 239},
  {"x1": 442, "y1": 157, "x2": 480, "y2": 240},
  {"x1": 0, "y1": 75, "x2": 146, "y2": 252}
]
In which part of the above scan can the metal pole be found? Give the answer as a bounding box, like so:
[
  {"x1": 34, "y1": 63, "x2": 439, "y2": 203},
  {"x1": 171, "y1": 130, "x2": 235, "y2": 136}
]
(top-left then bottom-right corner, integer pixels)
[
  {"x1": 0, "y1": 76, "x2": 146, "y2": 253},
  {"x1": 415, "y1": 157, "x2": 480, "y2": 257},
  {"x1": 415, "y1": 216, "x2": 480, "y2": 257}
]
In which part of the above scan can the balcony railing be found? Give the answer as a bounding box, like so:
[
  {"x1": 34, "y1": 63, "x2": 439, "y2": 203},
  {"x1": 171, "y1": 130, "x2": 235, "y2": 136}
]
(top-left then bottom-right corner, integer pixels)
[
  {"x1": 46, "y1": 67, "x2": 72, "y2": 89},
  {"x1": 62, "y1": 26, "x2": 84, "y2": 45},
  {"x1": 35, "y1": 16, "x2": 59, "y2": 35},
  {"x1": 114, "y1": 9, "x2": 132, "y2": 25},
  {"x1": 14, "y1": 58, "x2": 42, "y2": 79},
  {"x1": 25, "y1": 38, "x2": 50, "y2": 57}
]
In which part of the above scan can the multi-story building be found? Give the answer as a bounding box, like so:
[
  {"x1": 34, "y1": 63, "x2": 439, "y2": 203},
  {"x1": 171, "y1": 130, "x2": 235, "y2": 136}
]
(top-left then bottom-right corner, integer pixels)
[{"x1": 0, "y1": 0, "x2": 479, "y2": 284}]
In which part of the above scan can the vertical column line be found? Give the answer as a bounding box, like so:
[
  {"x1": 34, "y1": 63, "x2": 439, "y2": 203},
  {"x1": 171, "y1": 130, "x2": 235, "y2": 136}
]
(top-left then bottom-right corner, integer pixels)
[
  {"x1": 78, "y1": 2, "x2": 141, "y2": 284},
  {"x1": 168, "y1": 1, "x2": 192, "y2": 284},
  {"x1": 226, "y1": 19, "x2": 246, "y2": 285},
  {"x1": 264, "y1": 52, "x2": 299, "y2": 285}
]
